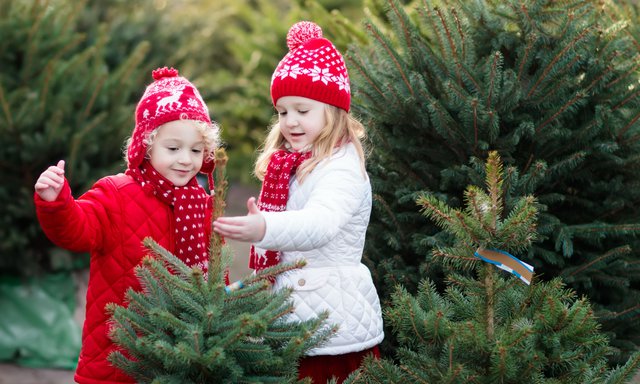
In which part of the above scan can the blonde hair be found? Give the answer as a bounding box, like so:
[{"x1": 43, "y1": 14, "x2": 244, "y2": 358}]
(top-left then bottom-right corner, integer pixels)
[
  {"x1": 254, "y1": 105, "x2": 367, "y2": 183},
  {"x1": 124, "y1": 120, "x2": 221, "y2": 166}
]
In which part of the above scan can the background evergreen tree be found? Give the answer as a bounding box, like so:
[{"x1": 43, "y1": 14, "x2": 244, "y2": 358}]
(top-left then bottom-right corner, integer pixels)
[
  {"x1": 0, "y1": 0, "x2": 151, "y2": 276},
  {"x1": 108, "y1": 150, "x2": 335, "y2": 383},
  {"x1": 345, "y1": 0, "x2": 640, "y2": 362},
  {"x1": 343, "y1": 151, "x2": 640, "y2": 384}
]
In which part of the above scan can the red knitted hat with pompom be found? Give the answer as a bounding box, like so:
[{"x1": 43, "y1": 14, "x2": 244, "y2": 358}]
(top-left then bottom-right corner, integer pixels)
[
  {"x1": 127, "y1": 67, "x2": 214, "y2": 173},
  {"x1": 270, "y1": 21, "x2": 351, "y2": 112}
]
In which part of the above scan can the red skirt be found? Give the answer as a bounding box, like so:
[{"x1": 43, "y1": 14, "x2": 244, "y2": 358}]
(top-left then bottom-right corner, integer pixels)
[{"x1": 298, "y1": 345, "x2": 380, "y2": 384}]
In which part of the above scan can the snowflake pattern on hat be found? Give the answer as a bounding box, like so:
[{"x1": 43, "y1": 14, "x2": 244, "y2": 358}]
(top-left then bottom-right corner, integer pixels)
[{"x1": 271, "y1": 21, "x2": 351, "y2": 111}]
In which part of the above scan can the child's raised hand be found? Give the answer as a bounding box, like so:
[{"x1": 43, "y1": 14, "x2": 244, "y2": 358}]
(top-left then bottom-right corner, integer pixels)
[
  {"x1": 34, "y1": 160, "x2": 66, "y2": 202},
  {"x1": 213, "y1": 197, "x2": 266, "y2": 242}
]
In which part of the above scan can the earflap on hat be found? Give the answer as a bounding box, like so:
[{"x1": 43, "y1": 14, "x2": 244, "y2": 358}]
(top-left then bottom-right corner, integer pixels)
[
  {"x1": 270, "y1": 21, "x2": 351, "y2": 112},
  {"x1": 127, "y1": 67, "x2": 215, "y2": 175}
]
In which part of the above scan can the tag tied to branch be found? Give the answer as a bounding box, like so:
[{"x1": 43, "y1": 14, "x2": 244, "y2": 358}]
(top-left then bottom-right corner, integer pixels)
[
  {"x1": 225, "y1": 280, "x2": 244, "y2": 293},
  {"x1": 474, "y1": 247, "x2": 534, "y2": 285}
]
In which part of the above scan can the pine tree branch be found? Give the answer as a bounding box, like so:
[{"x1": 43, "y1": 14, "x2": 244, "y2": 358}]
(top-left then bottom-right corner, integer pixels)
[
  {"x1": 571, "y1": 224, "x2": 640, "y2": 237},
  {"x1": 526, "y1": 27, "x2": 592, "y2": 99},
  {"x1": 486, "y1": 52, "x2": 501, "y2": 109},
  {"x1": 608, "y1": 304, "x2": 640, "y2": 319},
  {"x1": 611, "y1": 87, "x2": 640, "y2": 112},
  {"x1": 562, "y1": 245, "x2": 631, "y2": 278},
  {"x1": 459, "y1": 63, "x2": 484, "y2": 99},
  {"x1": 82, "y1": 74, "x2": 106, "y2": 118},
  {"x1": 472, "y1": 99, "x2": 479, "y2": 151},
  {"x1": 417, "y1": 89, "x2": 467, "y2": 158},
  {"x1": 454, "y1": 210, "x2": 482, "y2": 245},
  {"x1": 419, "y1": 0, "x2": 449, "y2": 78},
  {"x1": 606, "y1": 54, "x2": 640, "y2": 88},
  {"x1": 451, "y1": 8, "x2": 466, "y2": 60},
  {"x1": 433, "y1": 249, "x2": 478, "y2": 263},
  {"x1": 513, "y1": 3, "x2": 543, "y2": 39},
  {"x1": 39, "y1": 34, "x2": 85, "y2": 114},
  {"x1": 618, "y1": 109, "x2": 640, "y2": 140},
  {"x1": 517, "y1": 34, "x2": 537, "y2": 83},
  {"x1": 484, "y1": 266, "x2": 495, "y2": 342},
  {"x1": 388, "y1": 0, "x2": 412, "y2": 52},
  {"x1": 435, "y1": 7, "x2": 462, "y2": 87},
  {"x1": 364, "y1": 23, "x2": 414, "y2": 96},
  {"x1": 530, "y1": 54, "x2": 581, "y2": 106},
  {"x1": 376, "y1": 194, "x2": 407, "y2": 242},
  {"x1": 534, "y1": 91, "x2": 586, "y2": 134},
  {"x1": 465, "y1": 188, "x2": 496, "y2": 239},
  {"x1": 346, "y1": 52, "x2": 385, "y2": 102},
  {"x1": 0, "y1": 83, "x2": 12, "y2": 127}
]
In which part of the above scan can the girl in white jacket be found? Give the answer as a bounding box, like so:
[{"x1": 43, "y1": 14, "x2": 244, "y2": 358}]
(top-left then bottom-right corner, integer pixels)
[{"x1": 213, "y1": 21, "x2": 384, "y2": 383}]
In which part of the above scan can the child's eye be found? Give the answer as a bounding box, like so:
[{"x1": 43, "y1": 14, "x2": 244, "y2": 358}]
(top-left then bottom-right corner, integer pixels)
[
  {"x1": 278, "y1": 111, "x2": 287, "y2": 116},
  {"x1": 192, "y1": 149, "x2": 203, "y2": 154},
  {"x1": 168, "y1": 147, "x2": 179, "y2": 151},
  {"x1": 298, "y1": 110, "x2": 308, "y2": 114}
]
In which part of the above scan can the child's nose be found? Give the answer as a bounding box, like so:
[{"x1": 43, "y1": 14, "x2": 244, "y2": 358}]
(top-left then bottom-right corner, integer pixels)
[
  {"x1": 285, "y1": 115, "x2": 298, "y2": 127},
  {"x1": 178, "y1": 150, "x2": 193, "y2": 164}
]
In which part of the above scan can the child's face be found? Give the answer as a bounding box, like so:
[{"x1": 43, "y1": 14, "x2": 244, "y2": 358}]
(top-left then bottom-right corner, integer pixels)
[
  {"x1": 275, "y1": 96, "x2": 326, "y2": 152},
  {"x1": 148, "y1": 120, "x2": 205, "y2": 186}
]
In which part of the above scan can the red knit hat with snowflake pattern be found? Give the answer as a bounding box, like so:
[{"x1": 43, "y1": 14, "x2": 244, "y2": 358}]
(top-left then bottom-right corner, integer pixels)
[
  {"x1": 271, "y1": 21, "x2": 351, "y2": 112},
  {"x1": 127, "y1": 67, "x2": 214, "y2": 173}
]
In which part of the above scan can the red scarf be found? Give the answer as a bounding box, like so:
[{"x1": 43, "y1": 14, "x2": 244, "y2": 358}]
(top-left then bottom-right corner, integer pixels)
[
  {"x1": 127, "y1": 160, "x2": 211, "y2": 273},
  {"x1": 249, "y1": 149, "x2": 311, "y2": 271}
]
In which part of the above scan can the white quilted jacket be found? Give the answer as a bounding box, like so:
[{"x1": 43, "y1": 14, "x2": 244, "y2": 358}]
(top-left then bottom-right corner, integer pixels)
[{"x1": 255, "y1": 142, "x2": 384, "y2": 356}]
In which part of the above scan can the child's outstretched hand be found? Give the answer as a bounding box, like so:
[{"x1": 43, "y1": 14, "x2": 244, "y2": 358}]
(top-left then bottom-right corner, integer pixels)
[
  {"x1": 213, "y1": 197, "x2": 266, "y2": 242},
  {"x1": 34, "y1": 160, "x2": 66, "y2": 202}
]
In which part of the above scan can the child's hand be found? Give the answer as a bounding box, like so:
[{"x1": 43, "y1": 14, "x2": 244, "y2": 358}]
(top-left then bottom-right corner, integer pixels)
[
  {"x1": 34, "y1": 160, "x2": 66, "y2": 202},
  {"x1": 213, "y1": 197, "x2": 266, "y2": 242}
]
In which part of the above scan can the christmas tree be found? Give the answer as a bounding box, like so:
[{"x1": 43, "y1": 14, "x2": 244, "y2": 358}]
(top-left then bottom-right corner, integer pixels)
[
  {"x1": 345, "y1": 0, "x2": 640, "y2": 361},
  {"x1": 107, "y1": 149, "x2": 335, "y2": 383},
  {"x1": 342, "y1": 151, "x2": 640, "y2": 383},
  {"x1": 0, "y1": 0, "x2": 152, "y2": 276}
]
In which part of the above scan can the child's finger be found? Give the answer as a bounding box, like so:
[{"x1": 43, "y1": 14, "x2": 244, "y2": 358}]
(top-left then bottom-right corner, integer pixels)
[
  {"x1": 42, "y1": 169, "x2": 65, "y2": 184},
  {"x1": 34, "y1": 181, "x2": 50, "y2": 191},
  {"x1": 247, "y1": 197, "x2": 260, "y2": 215},
  {"x1": 218, "y1": 215, "x2": 254, "y2": 225},
  {"x1": 53, "y1": 160, "x2": 65, "y2": 174},
  {"x1": 34, "y1": 176, "x2": 62, "y2": 191},
  {"x1": 212, "y1": 222, "x2": 236, "y2": 237}
]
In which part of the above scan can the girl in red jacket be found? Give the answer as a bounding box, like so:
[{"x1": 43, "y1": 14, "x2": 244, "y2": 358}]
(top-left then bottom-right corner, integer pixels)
[{"x1": 34, "y1": 67, "x2": 220, "y2": 384}]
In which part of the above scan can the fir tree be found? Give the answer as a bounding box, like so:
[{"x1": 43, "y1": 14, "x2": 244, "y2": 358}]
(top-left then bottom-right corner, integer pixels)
[
  {"x1": 342, "y1": 151, "x2": 640, "y2": 384},
  {"x1": 345, "y1": 0, "x2": 640, "y2": 361},
  {"x1": 107, "y1": 149, "x2": 335, "y2": 383},
  {"x1": 0, "y1": 0, "x2": 152, "y2": 276}
]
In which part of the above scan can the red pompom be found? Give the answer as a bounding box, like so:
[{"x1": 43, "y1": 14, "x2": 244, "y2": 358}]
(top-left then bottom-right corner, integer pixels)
[
  {"x1": 286, "y1": 21, "x2": 323, "y2": 51},
  {"x1": 152, "y1": 67, "x2": 179, "y2": 80}
]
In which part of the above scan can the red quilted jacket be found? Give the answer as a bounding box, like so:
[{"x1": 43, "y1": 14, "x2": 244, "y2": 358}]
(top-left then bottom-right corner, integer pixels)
[{"x1": 34, "y1": 173, "x2": 213, "y2": 384}]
